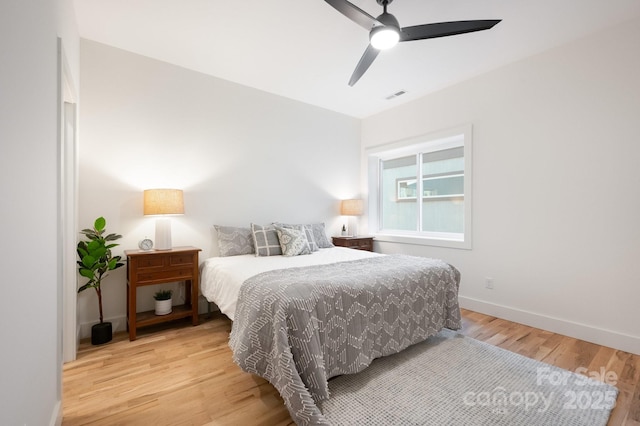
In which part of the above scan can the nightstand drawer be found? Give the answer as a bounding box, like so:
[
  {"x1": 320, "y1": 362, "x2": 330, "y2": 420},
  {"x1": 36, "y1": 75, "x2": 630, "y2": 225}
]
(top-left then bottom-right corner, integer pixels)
[
  {"x1": 136, "y1": 268, "x2": 193, "y2": 284},
  {"x1": 332, "y1": 236, "x2": 374, "y2": 252},
  {"x1": 169, "y1": 253, "x2": 195, "y2": 266},
  {"x1": 349, "y1": 239, "x2": 372, "y2": 250},
  {"x1": 135, "y1": 253, "x2": 195, "y2": 270},
  {"x1": 137, "y1": 256, "x2": 165, "y2": 269}
]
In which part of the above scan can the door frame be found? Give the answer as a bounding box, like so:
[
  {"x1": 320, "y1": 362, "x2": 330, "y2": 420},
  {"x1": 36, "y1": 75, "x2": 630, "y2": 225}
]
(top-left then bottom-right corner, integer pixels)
[{"x1": 58, "y1": 38, "x2": 78, "y2": 364}]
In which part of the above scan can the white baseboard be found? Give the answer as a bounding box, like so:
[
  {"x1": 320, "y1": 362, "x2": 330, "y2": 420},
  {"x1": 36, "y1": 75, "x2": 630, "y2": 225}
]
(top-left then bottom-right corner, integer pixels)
[
  {"x1": 78, "y1": 298, "x2": 640, "y2": 354},
  {"x1": 459, "y1": 296, "x2": 640, "y2": 355},
  {"x1": 78, "y1": 299, "x2": 211, "y2": 339},
  {"x1": 49, "y1": 400, "x2": 61, "y2": 426}
]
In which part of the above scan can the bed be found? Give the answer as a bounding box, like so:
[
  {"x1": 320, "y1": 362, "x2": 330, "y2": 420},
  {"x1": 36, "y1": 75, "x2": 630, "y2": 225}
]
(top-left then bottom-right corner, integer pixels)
[
  {"x1": 201, "y1": 227, "x2": 461, "y2": 425},
  {"x1": 200, "y1": 246, "x2": 383, "y2": 321}
]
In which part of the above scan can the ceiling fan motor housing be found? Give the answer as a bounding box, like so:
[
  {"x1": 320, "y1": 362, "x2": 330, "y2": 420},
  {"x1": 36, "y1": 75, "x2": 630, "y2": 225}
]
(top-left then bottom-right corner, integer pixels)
[
  {"x1": 374, "y1": 11, "x2": 400, "y2": 30},
  {"x1": 324, "y1": 0, "x2": 501, "y2": 85},
  {"x1": 370, "y1": 11, "x2": 400, "y2": 49}
]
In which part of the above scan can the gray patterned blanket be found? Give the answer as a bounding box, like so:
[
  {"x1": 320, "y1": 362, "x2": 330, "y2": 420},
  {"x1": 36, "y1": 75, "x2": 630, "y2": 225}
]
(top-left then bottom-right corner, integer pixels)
[{"x1": 229, "y1": 254, "x2": 461, "y2": 425}]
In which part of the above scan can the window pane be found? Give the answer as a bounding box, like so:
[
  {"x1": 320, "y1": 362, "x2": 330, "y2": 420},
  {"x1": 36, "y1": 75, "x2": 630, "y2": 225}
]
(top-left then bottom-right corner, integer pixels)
[
  {"x1": 422, "y1": 147, "x2": 463, "y2": 171},
  {"x1": 422, "y1": 147, "x2": 464, "y2": 232},
  {"x1": 381, "y1": 156, "x2": 417, "y2": 231},
  {"x1": 422, "y1": 199, "x2": 464, "y2": 233},
  {"x1": 423, "y1": 175, "x2": 464, "y2": 197}
]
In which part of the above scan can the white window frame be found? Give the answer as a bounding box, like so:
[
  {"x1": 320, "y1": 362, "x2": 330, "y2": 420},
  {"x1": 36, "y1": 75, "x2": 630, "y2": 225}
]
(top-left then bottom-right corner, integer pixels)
[{"x1": 366, "y1": 125, "x2": 473, "y2": 250}]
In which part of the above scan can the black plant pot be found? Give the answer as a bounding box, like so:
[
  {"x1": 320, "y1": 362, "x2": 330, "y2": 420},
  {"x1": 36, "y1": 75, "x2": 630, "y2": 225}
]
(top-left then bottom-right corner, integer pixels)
[{"x1": 91, "y1": 321, "x2": 112, "y2": 345}]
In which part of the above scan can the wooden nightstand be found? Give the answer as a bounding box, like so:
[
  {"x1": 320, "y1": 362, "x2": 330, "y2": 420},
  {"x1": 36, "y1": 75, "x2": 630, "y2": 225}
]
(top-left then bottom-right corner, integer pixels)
[
  {"x1": 332, "y1": 236, "x2": 374, "y2": 252},
  {"x1": 125, "y1": 246, "x2": 201, "y2": 341}
]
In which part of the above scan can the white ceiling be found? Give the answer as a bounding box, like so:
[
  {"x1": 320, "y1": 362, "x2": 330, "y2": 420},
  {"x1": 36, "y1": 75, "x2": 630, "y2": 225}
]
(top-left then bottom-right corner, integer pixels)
[{"x1": 74, "y1": 0, "x2": 640, "y2": 118}]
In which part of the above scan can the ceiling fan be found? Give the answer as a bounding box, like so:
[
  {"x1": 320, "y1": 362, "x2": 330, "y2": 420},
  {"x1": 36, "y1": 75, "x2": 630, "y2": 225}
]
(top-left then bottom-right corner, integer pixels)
[{"x1": 324, "y1": 0, "x2": 501, "y2": 86}]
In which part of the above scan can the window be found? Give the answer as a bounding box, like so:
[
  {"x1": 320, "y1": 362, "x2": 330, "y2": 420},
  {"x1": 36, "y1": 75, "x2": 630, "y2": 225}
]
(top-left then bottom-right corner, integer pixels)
[{"x1": 367, "y1": 125, "x2": 472, "y2": 249}]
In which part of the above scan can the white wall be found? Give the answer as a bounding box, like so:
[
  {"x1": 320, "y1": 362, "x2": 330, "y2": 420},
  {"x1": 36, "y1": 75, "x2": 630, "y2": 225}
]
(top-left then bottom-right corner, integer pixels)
[
  {"x1": 0, "y1": 1, "x2": 79, "y2": 425},
  {"x1": 362, "y1": 17, "x2": 640, "y2": 354},
  {"x1": 78, "y1": 40, "x2": 361, "y2": 335}
]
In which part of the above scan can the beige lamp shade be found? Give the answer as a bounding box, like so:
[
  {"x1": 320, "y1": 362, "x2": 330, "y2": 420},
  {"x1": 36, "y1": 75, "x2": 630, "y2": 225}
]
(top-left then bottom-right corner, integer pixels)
[
  {"x1": 143, "y1": 189, "x2": 184, "y2": 216},
  {"x1": 143, "y1": 189, "x2": 184, "y2": 250},
  {"x1": 341, "y1": 199, "x2": 363, "y2": 216}
]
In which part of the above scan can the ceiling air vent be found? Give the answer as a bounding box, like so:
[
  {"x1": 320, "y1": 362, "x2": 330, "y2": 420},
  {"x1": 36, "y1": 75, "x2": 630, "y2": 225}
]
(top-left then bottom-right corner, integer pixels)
[{"x1": 385, "y1": 90, "x2": 407, "y2": 100}]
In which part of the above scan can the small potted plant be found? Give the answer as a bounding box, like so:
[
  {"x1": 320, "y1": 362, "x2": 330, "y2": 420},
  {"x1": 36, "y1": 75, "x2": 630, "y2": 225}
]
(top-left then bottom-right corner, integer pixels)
[
  {"x1": 77, "y1": 216, "x2": 124, "y2": 345},
  {"x1": 154, "y1": 289, "x2": 173, "y2": 315}
]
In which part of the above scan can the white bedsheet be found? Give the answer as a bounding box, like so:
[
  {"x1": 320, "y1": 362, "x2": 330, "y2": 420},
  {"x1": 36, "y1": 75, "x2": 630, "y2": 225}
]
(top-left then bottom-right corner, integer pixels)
[{"x1": 200, "y1": 247, "x2": 382, "y2": 320}]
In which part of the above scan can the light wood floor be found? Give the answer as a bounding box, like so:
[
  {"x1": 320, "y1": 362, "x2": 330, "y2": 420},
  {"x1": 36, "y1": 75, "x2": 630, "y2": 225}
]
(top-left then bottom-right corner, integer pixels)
[{"x1": 63, "y1": 309, "x2": 640, "y2": 425}]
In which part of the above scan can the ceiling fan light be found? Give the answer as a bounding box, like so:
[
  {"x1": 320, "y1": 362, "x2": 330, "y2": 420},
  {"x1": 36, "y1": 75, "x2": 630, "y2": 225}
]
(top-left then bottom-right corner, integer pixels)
[{"x1": 370, "y1": 26, "x2": 399, "y2": 50}]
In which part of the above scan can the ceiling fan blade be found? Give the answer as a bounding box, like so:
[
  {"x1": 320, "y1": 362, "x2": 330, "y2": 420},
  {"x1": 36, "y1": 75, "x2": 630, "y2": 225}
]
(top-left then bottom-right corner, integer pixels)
[
  {"x1": 349, "y1": 44, "x2": 380, "y2": 86},
  {"x1": 325, "y1": 0, "x2": 380, "y2": 30},
  {"x1": 400, "y1": 20, "x2": 501, "y2": 42}
]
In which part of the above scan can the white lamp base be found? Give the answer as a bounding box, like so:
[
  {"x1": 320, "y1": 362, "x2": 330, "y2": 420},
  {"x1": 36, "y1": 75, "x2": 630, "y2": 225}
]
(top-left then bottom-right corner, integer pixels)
[
  {"x1": 348, "y1": 217, "x2": 358, "y2": 237},
  {"x1": 155, "y1": 217, "x2": 172, "y2": 250}
]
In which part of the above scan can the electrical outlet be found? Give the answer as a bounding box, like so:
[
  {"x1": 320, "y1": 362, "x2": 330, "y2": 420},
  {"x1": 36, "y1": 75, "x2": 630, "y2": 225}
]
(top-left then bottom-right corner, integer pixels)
[{"x1": 485, "y1": 277, "x2": 494, "y2": 290}]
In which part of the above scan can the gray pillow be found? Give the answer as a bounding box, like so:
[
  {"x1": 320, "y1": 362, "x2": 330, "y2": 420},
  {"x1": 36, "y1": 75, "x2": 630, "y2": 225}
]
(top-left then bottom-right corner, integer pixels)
[
  {"x1": 275, "y1": 226, "x2": 311, "y2": 257},
  {"x1": 251, "y1": 223, "x2": 283, "y2": 257},
  {"x1": 214, "y1": 225, "x2": 255, "y2": 257},
  {"x1": 274, "y1": 223, "x2": 319, "y2": 252},
  {"x1": 310, "y1": 223, "x2": 334, "y2": 248}
]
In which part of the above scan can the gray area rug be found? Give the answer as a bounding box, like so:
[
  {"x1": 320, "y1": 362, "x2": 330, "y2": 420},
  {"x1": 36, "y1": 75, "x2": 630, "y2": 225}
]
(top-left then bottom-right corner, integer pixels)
[{"x1": 319, "y1": 330, "x2": 617, "y2": 425}]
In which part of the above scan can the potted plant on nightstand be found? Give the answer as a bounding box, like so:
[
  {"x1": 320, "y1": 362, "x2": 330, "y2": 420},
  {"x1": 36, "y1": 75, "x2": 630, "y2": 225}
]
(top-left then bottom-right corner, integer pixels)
[
  {"x1": 154, "y1": 289, "x2": 173, "y2": 315},
  {"x1": 77, "y1": 216, "x2": 124, "y2": 345}
]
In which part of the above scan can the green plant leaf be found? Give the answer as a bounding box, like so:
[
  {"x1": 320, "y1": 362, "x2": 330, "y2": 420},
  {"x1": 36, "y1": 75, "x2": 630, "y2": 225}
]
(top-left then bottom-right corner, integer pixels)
[
  {"x1": 82, "y1": 255, "x2": 97, "y2": 268},
  {"x1": 77, "y1": 246, "x2": 88, "y2": 258},
  {"x1": 77, "y1": 283, "x2": 92, "y2": 293},
  {"x1": 90, "y1": 247, "x2": 107, "y2": 259},
  {"x1": 86, "y1": 239, "x2": 102, "y2": 251},
  {"x1": 94, "y1": 217, "x2": 106, "y2": 232},
  {"x1": 79, "y1": 268, "x2": 94, "y2": 279},
  {"x1": 153, "y1": 289, "x2": 173, "y2": 300}
]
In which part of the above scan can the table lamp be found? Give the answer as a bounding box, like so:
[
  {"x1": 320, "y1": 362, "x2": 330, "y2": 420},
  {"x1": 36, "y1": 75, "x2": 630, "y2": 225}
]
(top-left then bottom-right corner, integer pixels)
[
  {"x1": 143, "y1": 189, "x2": 184, "y2": 250},
  {"x1": 341, "y1": 199, "x2": 363, "y2": 237}
]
